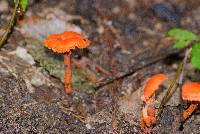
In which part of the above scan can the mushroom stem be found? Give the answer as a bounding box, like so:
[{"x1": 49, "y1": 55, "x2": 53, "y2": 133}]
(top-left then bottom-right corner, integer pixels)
[
  {"x1": 141, "y1": 98, "x2": 156, "y2": 128},
  {"x1": 142, "y1": 106, "x2": 156, "y2": 126},
  {"x1": 183, "y1": 102, "x2": 198, "y2": 119},
  {"x1": 141, "y1": 104, "x2": 156, "y2": 134},
  {"x1": 64, "y1": 52, "x2": 72, "y2": 93}
]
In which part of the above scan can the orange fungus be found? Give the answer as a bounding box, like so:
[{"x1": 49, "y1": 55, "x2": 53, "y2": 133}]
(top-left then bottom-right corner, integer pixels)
[
  {"x1": 43, "y1": 31, "x2": 90, "y2": 94},
  {"x1": 142, "y1": 73, "x2": 167, "y2": 102},
  {"x1": 182, "y1": 82, "x2": 200, "y2": 101},
  {"x1": 44, "y1": 31, "x2": 90, "y2": 53}
]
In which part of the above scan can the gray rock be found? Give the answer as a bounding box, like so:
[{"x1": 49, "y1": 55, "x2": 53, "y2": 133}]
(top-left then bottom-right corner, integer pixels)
[{"x1": 16, "y1": 47, "x2": 35, "y2": 65}]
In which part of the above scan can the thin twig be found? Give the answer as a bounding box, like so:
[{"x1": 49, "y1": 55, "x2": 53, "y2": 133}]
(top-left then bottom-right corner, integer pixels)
[
  {"x1": 157, "y1": 61, "x2": 183, "y2": 115},
  {"x1": 178, "y1": 48, "x2": 192, "y2": 105},
  {"x1": 0, "y1": 0, "x2": 19, "y2": 48},
  {"x1": 178, "y1": 48, "x2": 192, "y2": 86}
]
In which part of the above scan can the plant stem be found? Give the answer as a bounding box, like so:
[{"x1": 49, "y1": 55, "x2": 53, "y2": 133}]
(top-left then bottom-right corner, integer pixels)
[
  {"x1": 64, "y1": 52, "x2": 72, "y2": 94},
  {"x1": 178, "y1": 48, "x2": 192, "y2": 105},
  {"x1": 0, "y1": 0, "x2": 19, "y2": 48}
]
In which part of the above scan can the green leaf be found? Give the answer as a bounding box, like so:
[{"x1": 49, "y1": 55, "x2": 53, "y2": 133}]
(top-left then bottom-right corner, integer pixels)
[
  {"x1": 173, "y1": 39, "x2": 186, "y2": 49},
  {"x1": 168, "y1": 28, "x2": 198, "y2": 49},
  {"x1": 19, "y1": 0, "x2": 28, "y2": 12},
  {"x1": 191, "y1": 43, "x2": 200, "y2": 69}
]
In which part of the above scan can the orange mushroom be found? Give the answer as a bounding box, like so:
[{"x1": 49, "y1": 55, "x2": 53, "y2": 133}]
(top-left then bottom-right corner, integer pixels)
[
  {"x1": 181, "y1": 82, "x2": 200, "y2": 120},
  {"x1": 141, "y1": 73, "x2": 167, "y2": 132},
  {"x1": 44, "y1": 31, "x2": 90, "y2": 93}
]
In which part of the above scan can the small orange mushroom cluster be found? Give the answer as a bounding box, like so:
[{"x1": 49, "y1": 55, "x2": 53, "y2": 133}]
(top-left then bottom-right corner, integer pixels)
[
  {"x1": 141, "y1": 73, "x2": 167, "y2": 132},
  {"x1": 44, "y1": 31, "x2": 90, "y2": 93},
  {"x1": 140, "y1": 73, "x2": 200, "y2": 132}
]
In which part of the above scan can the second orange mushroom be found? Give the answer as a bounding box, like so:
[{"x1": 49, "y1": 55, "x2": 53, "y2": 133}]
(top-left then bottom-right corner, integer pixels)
[{"x1": 181, "y1": 82, "x2": 200, "y2": 120}]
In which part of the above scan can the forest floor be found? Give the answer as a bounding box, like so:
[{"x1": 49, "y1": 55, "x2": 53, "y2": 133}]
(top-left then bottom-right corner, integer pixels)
[{"x1": 0, "y1": 0, "x2": 200, "y2": 133}]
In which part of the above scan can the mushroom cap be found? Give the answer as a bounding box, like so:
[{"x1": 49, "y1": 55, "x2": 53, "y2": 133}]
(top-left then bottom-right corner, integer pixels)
[
  {"x1": 142, "y1": 73, "x2": 167, "y2": 102},
  {"x1": 182, "y1": 82, "x2": 200, "y2": 101},
  {"x1": 44, "y1": 31, "x2": 90, "y2": 53}
]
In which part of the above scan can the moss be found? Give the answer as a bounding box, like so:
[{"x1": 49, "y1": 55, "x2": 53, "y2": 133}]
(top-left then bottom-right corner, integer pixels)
[{"x1": 25, "y1": 37, "x2": 95, "y2": 93}]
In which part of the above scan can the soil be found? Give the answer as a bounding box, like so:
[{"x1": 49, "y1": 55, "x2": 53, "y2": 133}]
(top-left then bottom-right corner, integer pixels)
[{"x1": 0, "y1": 0, "x2": 200, "y2": 133}]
